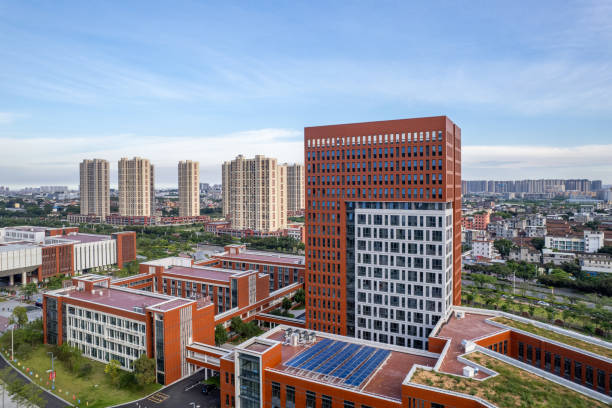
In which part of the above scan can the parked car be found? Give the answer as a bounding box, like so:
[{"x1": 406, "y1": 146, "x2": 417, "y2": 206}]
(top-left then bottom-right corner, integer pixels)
[{"x1": 202, "y1": 384, "x2": 216, "y2": 395}]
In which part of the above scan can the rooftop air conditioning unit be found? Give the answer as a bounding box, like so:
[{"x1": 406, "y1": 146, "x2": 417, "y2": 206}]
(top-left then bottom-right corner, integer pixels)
[
  {"x1": 463, "y1": 366, "x2": 475, "y2": 378},
  {"x1": 290, "y1": 333, "x2": 299, "y2": 347},
  {"x1": 455, "y1": 311, "x2": 465, "y2": 319}
]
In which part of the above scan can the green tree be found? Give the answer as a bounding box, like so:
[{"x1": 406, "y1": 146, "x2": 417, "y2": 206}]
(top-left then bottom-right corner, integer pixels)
[
  {"x1": 293, "y1": 288, "x2": 305, "y2": 305},
  {"x1": 19, "y1": 382, "x2": 45, "y2": 408},
  {"x1": 531, "y1": 237, "x2": 545, "y2": 251},
  {"x1": 215, "y1": 324, "x2": 228, "y2": 346},
  {"x1": 494, "y1": 239, "x2": 516, "y2": 258},
  {"x1": 133, "y1": 354, "x2": 156, "y2": 386},
  {"x1": 19, "y1": 282, "x2": 38, "y2": 301},
  {"x1": 471, "y1": 273, "x2": 497, "y2": 289},
  {"x1": 9, "y1": 306, "x2": 28, "y2": 327},
  {"x1": 528, "y1": 305, "x2": 535, "y2": 318},
  {"x1": 105, "y1": 359, "x2": 122, "y2": 386},
  {"x1": 282, "y1": 297, "x2": 292, "y2": 312}
]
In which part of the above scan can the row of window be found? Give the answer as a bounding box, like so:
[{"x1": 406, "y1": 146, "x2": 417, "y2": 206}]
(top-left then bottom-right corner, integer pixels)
[
  {"x1": 517, "y1": 341, "x2": 611, "y2": 395},
  {"x1": 271, "y1": 382, "x2": 375, "y2": 408},
  {"x1": 308, "y1": 159, "x2": 444, "y2": 174},
  {"x1": 307, "y1": 187, "x2": 445, "y2": 200}
]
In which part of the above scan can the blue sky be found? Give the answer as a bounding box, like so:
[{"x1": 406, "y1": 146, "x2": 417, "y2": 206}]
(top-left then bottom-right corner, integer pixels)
[{"x1": 1, "y1": 1, "x2": 611, "y2": 187}]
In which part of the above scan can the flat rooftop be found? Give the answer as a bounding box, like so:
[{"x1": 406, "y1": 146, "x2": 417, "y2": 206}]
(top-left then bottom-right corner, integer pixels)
[
  {"x1": 219, "y1": 250, "x2": 305, "y2": 266},
  {"x1": 162, "y1": 265, "x2": 238, "y2": 283},
  {"x1": 61, "y1": 233, "x2": 111, "y2": 243},
  {"x1": 0, "y1": 241, "x2": 39, "y2": 251},
  {"x1": 263, "y1": 330, "x2": 437, "y2": 401},
  {"x1": 55, "y1": 286, "x2": 187, "y2": 314},
  {"x1": 434, "y1": 312, "x2": 501, "y2": 378}
]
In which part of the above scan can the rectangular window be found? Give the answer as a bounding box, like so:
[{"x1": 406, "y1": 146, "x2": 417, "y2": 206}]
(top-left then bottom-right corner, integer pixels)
[
  {"x1": 545, "y1": 351, "x2": 551, "y2": 370},
  {"x1": 518, "y1": 342, "x2": 524, "y2": 361},
  {"x1": 554, "y1": 355, "x2": 561, "y2": 375},
  {"x1": 574, "y1": 361, "x2": 582, "y2": 383},
  {"x1": 322, "y1": 395, "x2": 332, "y2": 408},
  {"x1": 306, "y1": 391, "x2": 316, "y2": 408}
]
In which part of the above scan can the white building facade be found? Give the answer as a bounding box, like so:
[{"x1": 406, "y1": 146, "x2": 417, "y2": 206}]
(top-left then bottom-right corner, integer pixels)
[{"x1": 353, "y1": 204, "x2": 454, "y2": 349}]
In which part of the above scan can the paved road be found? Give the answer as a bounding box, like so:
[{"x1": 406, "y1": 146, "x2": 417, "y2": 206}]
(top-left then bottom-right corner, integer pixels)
[
  {"x1": 0, "y1": 354, "x2": 68, "y2": 408},
  {"x1": 115, "y1": 371, "x2": 220, "y2": 408}
]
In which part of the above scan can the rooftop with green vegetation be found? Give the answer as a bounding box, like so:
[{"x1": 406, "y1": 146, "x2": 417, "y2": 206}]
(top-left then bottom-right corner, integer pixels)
[
  {"x1": 492, "y1": 316, "x2": 612, "y2": 359},
  {"x1": 411, "y1": 352, "x2": 607, "y2": 408}
]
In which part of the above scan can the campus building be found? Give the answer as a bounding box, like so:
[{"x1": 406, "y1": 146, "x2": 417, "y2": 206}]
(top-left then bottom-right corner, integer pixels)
[
  {"x1": 222, "y1": 155, "x2": 287, "y2": 232},
  {"x1": 43, "y1": 275, "x2": 215, "y2": 385},
  {"x1": 113, "y1": 254, "x2": 303, "y2": 329},
  {"x1": 202, "y1": 244, "x2": 305, "y2": 291},
  {"x1": 304, "y1": 116, "x2": 462, "y2": 349},
  {"x1": 184, "y1": 306, "x2": 611, "y2": 408},
  {"x1": 118, "y1": 157, "x2": 155, "y2": 217},
  {"x1": 0, "y1": 226, "x2": 136, "y2": 284},
  {"x1": 79, "y1": 159, "x2": 110, "y2": 218},
  {"x1": 178, "y1": 160, "x2": 200, "y2": 217}
]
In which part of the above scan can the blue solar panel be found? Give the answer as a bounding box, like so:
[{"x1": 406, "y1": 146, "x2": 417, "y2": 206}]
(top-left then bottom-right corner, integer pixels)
[
  {"x1": 344, "y1": 349, "x2": 391, "y2": 386},
  {"x1": 332, "y1": 346, "x2": 375, "y2": 379},
  {"x1": 285, "y1": 338, "x2": 333, "y2": 368},
  {"x1": 299, "y1": 341, "x2": 347, "y2": 371},
  {"x1": 314, "y1": 343, "x2": 360, "y2": 375}
]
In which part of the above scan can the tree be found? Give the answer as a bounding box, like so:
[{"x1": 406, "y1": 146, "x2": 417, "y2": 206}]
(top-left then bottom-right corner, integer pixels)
[
  {"x1": 531, "y1": 237, "x2": 545, "y2": 252},
  {"x1": 19, "y1": 383, "x2": 45, "y2": 408},
  {"x1": 105, "y1": 359, "x2": 122, "y2": 386},
  {"x1": 598, "y1": 246, "x2": 612, "y2": 255},
  {"x1": 494, "y1": 239, "x2": 516, "y2": 258},
  {"x1": 19, "y1": 282, "x2": 38, "y2": 301},
  {"x1": 466, "y1": 293, "x2": 474, "y2": 305},
  {"x1": 282, "y1": 297, "x2": 292, "y2": 312},
  {"x1": 293, "y1": 288, "x2": 305, "y2": 305},
  {"x1": 471, "y1": 273, "x2": 497, "y2": 289},
  {"x1": 215, "y1": 324, "x2": 228, "y2": 346},
  {"x1": 133, "y1": 354, "x2": 156, "y2": 386},
  {"x1": 9, "y1": 306, "x2": 28, "y2": 327}
]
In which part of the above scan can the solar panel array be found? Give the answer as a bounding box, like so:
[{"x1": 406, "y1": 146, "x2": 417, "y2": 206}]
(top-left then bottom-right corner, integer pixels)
[
  {"x1": 345, "y1": 349, "x2": 391, "y2": 386},
  {"x1": 284, "y1": 338, "x2": 391, "y2": 388},
  {"x1": 332, "y1": 346, "x2": 376, "y2": 379},
  {"x1": 285, "y1": 338, "x2": 332, "y2": 367},
  {"x1": 316, "y1": 343, "x2": 360, "y2": 375}
]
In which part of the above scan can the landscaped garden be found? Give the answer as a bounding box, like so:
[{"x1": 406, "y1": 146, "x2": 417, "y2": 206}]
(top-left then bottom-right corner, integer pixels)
[
  {"x1": 0, "y1": 310, "x2": 160, "y2": 408},
  {"x1": 411, "y1": 352, "x2": 607, "y2": 408},
  {"x1": 493, "y1": 316, "x2": 612, "y2": 359},
  {"x1": 7, "y1": 345, "x2": 160, "y2": 408}
]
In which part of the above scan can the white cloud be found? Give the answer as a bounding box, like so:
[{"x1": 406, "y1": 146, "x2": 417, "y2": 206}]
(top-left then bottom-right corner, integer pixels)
[
  {"x1": 0, "y1": 128, "x2": 303, "y2": 188},
  {"x1": 0, "y1": 131, "x2": 609, "y2": 188},
  {"x1": 0, "y1": 112, "x2": 26, "y2": 124},
  {"x1": 463, "y1": 144, "x2": 612, "y2": 181}
]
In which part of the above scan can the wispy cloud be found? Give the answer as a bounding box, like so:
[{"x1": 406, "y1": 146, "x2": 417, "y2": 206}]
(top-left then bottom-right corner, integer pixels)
[
  {"x1": 0, "y1": 128, "x2": 302, "y2": 188},
  {"x1": 463, "y1": 144, "x2": 612, "y2": 181},
  {"x1": 0, "y1": 112, "x2": 26, "y2": 124}
]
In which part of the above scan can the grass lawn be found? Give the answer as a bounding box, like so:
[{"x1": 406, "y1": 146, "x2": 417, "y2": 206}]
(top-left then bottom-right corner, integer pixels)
[
  {"x1": 9, "y1": 345, "x2": 161, "y2": 408},
  {"x1": 493, "y1": 317, "x2": 612, "y2": 359},
  {"x1": 411, "y1": 352, "x2": 607, "y2": 408}
]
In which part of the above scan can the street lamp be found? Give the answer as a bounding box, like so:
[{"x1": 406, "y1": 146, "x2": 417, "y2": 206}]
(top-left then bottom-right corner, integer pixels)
[{"x1": 47, "y1": 352, "x2": 57, "y2": 385}]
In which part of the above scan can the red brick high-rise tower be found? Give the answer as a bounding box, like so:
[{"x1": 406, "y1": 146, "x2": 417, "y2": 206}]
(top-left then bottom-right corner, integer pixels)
[{"x1": 304, "y1": 116, "x2": 461, "y2": 349}]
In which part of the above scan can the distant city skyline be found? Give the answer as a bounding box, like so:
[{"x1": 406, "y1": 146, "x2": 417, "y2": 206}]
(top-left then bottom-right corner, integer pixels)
[{"x1": 1, "y1": 1, "x2": 611, "y2": 187}]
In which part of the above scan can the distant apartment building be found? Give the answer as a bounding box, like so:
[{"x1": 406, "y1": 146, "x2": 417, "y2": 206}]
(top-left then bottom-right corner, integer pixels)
[
  {"x1": 579, "y1": 253, "x2": 612, "y2": 275},
  {"x1": 118, "y1": 157, "x2": 155, "y2": 217},
  {"x1": 178, "y1": 160, "x2": 200, "y2": 217},
  {"x1": 305, "y1": 116, "x2": 462, "y2": 350},
  {"x1": 285, "y1": 163, "x2": 305, "y2": 215},
  {"x1": 79, "y1": 159, "x2": 110, "y2": 217},
  {"x1": 545, "y1": 230, "x2": 605, "y2": 253},
  {"x1": 222, "y1": 155, "x2": 287, "y2": 232},
  {"x1": 472, "y1": 239, "x2": 496, "y2": 259}
]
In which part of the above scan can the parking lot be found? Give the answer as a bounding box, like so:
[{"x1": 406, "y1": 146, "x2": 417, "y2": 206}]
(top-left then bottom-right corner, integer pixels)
[{"x1": 115, "y1": 371, "x2": 220, "y2": 408}]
